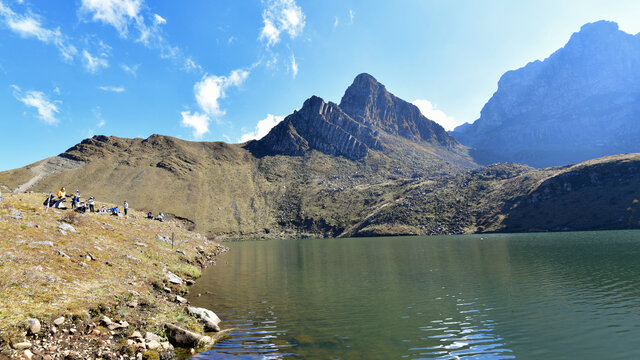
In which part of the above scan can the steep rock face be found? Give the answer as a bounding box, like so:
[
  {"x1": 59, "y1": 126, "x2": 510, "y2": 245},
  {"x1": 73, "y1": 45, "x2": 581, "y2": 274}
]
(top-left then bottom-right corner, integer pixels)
[
  {"x1": 247, "y1": 96, "x2": 380, "y2": 160},
  {"x1": 340, "y1": 73, "x2": 457, "y2": 148},
  {"x1": 453, "y1": 21, "x2": 640, "y2": 167},
  {"x1": 249, "y1": 73, "x2": 461, "y2": 160}
]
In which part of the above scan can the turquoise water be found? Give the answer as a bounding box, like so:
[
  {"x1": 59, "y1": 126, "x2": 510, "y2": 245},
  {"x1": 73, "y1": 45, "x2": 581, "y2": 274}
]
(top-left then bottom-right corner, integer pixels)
[{"x1": 188, "y1": 231, "x2": 640, "y2": 359}]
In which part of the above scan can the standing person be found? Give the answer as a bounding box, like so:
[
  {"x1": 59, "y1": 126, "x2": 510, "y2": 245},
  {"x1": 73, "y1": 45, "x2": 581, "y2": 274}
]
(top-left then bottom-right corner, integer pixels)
[
  {"x1": 88, "y1": 197, "x2": 95, "y2": 213},
  {"x1": 72, "y1": 190, "x2": 80, "y2": 209},
  {"x1": 124, "y1": 201, "x2": 129, "y2": 216}
]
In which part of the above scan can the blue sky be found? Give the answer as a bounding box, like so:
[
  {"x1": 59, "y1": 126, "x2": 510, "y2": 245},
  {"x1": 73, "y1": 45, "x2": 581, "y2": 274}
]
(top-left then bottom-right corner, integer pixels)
[{"x1": 1, "y1": 0, "x2": 640, "y2": 171}]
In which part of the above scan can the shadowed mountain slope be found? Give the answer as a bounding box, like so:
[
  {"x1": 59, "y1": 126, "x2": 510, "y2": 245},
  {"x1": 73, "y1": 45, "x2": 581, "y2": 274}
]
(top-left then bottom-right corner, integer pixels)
[{"x1": 454, "y1": 21, "x2": 640, "y2": 167}]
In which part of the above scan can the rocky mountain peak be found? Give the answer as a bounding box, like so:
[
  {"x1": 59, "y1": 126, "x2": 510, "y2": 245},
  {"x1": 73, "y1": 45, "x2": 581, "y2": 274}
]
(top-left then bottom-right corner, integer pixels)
[{"x1": 248, "y1": 73, "x2": 460, "y2": 160}]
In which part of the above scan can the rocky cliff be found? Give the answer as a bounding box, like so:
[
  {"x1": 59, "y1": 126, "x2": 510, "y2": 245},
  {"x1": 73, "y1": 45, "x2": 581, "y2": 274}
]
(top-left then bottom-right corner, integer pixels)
[
  {"x1": 453, "y1": 21, "x2": 640, "y2": 167},
  {"x1": 249, "y1": 73, "x2": 460, "y2": 160}
]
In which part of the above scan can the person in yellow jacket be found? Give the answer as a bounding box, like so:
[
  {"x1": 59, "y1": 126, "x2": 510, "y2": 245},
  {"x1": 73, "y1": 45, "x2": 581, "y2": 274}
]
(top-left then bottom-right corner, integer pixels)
[{"x1": 57, "y1": 187, "x2": 66, "y2": 199}]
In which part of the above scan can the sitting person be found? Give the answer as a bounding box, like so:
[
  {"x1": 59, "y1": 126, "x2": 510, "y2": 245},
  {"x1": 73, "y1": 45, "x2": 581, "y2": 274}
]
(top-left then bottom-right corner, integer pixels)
[
  {"x1": 147, "y1": 211, "x2": 153, "y2": 219},
  {"x1": 57, "y1": 187, "x2": 66, "y2": 199},
  {"x1": 155, "y1": 212, "x2": 164, "y2": 222},
  {"x1": 99, "y1": 206, "x2": 107, "y2": 213},
  {"x1": 110, "y1": 207, "x2": 119, "y2": 216}
]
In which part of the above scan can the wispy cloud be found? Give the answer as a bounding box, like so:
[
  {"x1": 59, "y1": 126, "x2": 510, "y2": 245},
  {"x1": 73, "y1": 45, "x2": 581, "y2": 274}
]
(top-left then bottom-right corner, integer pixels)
[
  {"x1": 0, "y1": 1, "x2": 77, "y2": 61},
  {"x1": 79, "y1": 0, "x2": 143, "y2": 37},
  {"x1": 349, "y1": 9, "x2": 354, "y2": 23},
  {"x1": 413, "y1": 99, "x2": 461, "y2": 131},
  {"x1": 121, "y1": 63, "x2": 139, "y2": 76},
  {"x1": 239, "y1": 114, "x2": 284, "y2": 143},
  {"x1": 181, "y1": 68, "x2": 251, "y2": 138},
  {"x1": 290, "y1": 54, "x2": 298, "y2": 78},
  {"x1": 79, "y1": 0, "x2": 201, "y2": 73},
  {"x1": 333, "y1": 16, "x2": 339, "y2": 28},
  {"x1": 98, "y1": 85, "x2": 125, "y2": 93},
  {"x1": 82, "y1": 49, "x2": 109, "y2": 73},
  {"x1": 259, "y1": 0, "x2": 305, "y2": 47},
  {"x1": 11, "y1": 85, "x2": 60, "y2": 125}
]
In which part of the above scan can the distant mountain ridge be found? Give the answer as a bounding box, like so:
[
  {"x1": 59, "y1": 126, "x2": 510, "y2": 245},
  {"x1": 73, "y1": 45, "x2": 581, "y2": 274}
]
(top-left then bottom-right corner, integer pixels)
[{"x1": 453, "y1": 20, "x2": 640, "y2": 167}]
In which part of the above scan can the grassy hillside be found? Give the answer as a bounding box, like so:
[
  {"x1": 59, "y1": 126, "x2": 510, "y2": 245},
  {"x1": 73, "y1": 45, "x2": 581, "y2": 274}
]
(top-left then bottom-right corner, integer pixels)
[
  {"x1": 0, "y1": 192, "x2": 228, "y2": 358},
  {"x1": 1, "y1": 135, "x2": 639, "y2": 238}
]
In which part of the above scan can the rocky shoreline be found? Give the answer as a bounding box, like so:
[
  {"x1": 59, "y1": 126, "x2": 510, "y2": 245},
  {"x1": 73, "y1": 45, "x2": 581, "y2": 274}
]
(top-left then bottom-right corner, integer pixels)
[
  {"x1": 1, "y1": 243, "x2": 230, "y2": 360},
  {"x1": 0, "y1": 193, "x2": 232, "y2": 360}
]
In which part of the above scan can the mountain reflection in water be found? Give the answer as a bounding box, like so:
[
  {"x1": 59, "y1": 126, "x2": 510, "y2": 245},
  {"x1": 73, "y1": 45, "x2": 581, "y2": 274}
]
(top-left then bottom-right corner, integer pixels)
[{"x1": 189, "y1": 231, "x2": 640, "y2": 359}]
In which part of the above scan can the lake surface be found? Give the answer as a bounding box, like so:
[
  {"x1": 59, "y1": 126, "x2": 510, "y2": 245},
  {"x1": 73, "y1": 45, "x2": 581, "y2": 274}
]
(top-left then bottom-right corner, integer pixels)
[{"x1": 188, "y1": 231, "x2": 640, "y2": 359}]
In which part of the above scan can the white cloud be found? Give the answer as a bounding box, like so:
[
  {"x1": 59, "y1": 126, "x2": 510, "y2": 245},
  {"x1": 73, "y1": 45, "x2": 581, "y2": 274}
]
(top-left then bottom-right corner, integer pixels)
[
  {"x1": 333, "y1": 16, "x2": 338, "y2": 28},
  {"x1": 239, "y1": 114, "x2": 285, "y2": 142},
  {"x1": 259, "y1": 0, "x2": 305, "y2": 47},
  {"x1": 180, "y1": 111, "x2": 209, "y2": 138},
  {"x1": 80, "y1": 0, "x2": 200, "y2": 72},
  {"x1": 194, "y1": 69, "x2": 249, "y2": 117},
  {"x1": 82, "y1": 49, "x2": 109, "y2": 73},
  {"x1": 413, "y1": 99, "x2": 461, "y2": 131},
  {"x1": 79, "y1": 0, "x2": 143, "y2": 37},
  {"x1": 121, "y1": 63, "x2": 139, "y2": 76},
  {"x1": 349, "y1": 9, "x2": 354, "y2": 23},
  {"x1": 12, "y1": 85, "x2": 60, "y2": 125},
  {"x1": 0, "y1": 1, "x2": 77, "y2": 61},
  {"x1": 97, "y1": 119, "x2": 106, "y2": 127},
  {"x1": 290, "y1": 54, "x2": 298, "y2": 78},
  {"x1": 181, "y1": 68, "x2": 250, "y2": 138},
  {"x1": 98, "y1": 85, "x2": 125, "y2": 92},
  {"x1": 183, "y1": 57, "x2": 201, "y2": 73},
  {"x1": 152, "y1": 13, "x2": 165, "y2": 25},
  {"x1": 53, "y1": 86, "x2": 61, "y2": 95}
]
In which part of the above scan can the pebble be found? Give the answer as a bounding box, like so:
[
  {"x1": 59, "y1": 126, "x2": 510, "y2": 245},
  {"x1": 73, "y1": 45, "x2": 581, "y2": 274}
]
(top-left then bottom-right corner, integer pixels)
[
  {"x1": 25, "y1": 318, "x2": 41, "y2": 335},
  {"x1": 53, "y1": 317, "x2": 65, "y2": 326},
  {"x1": 23, "y1": 349, "x2": 33, "y2": 359},
  {"x1": 146, "y1": 340, "x2": 161, "y2": 350},
  {"x1": 13, "y1": 342, "x2": 32, "y2": 350},
  {"x1": 175, "y1": 295, "x2": 188, "y2": 304}
]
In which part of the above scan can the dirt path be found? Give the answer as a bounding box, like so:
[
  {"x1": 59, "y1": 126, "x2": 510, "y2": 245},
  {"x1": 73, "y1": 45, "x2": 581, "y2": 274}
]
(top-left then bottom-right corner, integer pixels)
[{"x1": 12, "y1": 156, "x2": 84, "y2": 193}]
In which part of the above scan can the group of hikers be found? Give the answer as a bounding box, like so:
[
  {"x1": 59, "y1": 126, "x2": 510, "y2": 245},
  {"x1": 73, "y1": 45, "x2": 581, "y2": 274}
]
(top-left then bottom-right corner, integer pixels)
[{"x1": 43, "y1": 186, "x2": 164, "y2": 221}]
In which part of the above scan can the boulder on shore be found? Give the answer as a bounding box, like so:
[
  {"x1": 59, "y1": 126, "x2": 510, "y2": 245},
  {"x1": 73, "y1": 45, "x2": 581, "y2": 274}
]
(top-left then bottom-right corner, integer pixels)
[
  {"x1": 164, "y1": 324, "x2": 202, "y2": 348},
  {"x1": 187, "y1": 306, "x2": 221, "y2": 332}
]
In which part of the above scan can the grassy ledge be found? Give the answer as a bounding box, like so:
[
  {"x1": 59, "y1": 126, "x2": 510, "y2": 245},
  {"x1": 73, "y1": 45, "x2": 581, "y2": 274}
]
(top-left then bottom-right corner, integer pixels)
[{"x1": 0, "y1": 192, "x2": 229, "y2": 359}]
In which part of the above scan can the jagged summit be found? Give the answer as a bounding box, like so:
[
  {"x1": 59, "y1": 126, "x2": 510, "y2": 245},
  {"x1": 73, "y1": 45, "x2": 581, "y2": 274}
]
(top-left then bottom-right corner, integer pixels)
[{"x1": 248, "y1": 73, "x2": 460, "y2": 160}]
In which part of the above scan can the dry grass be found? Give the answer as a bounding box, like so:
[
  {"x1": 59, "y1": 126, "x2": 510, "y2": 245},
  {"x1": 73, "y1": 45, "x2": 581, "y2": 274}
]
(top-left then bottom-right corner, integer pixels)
[{"x1": 0, "y1": 192, "x2": 220, "y2": 331}]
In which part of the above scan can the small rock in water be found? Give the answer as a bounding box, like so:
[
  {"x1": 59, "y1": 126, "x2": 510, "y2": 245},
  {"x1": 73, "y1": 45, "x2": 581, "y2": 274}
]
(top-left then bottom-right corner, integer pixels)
[
  {"x1": 175, "y1": 295, "x2": 188, "y2": 304},
  {"x1": 164, "y1": 324, "x2": 202, "y2": 348},
  {"x1": 187, "y1": 306, "x2": 222, "y2": 332}
]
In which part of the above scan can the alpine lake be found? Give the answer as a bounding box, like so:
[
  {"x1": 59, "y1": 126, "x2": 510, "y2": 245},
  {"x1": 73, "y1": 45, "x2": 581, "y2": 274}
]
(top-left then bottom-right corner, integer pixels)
[{"x1": 187, "y1": 230, "x2": 640, "y2": 359}]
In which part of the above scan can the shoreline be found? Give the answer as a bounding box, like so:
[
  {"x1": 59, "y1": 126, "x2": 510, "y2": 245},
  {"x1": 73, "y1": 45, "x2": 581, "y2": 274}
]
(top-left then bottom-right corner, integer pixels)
[{"x1": 0, "y1": 192, "x2": 231, "y2": 359}]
